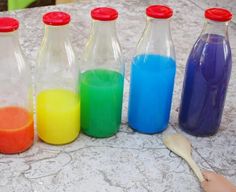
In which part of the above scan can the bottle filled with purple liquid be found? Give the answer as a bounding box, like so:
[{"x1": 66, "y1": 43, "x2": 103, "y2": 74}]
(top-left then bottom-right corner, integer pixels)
[{"x1": 179, "y1": 8, "x2": 233, "y2": 136}]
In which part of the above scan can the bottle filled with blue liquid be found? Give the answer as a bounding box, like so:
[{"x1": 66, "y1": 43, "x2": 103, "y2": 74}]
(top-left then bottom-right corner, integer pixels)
[
  {"x1": 179, "y1": 8, "x2": 233, "y2": 136},
  {"x1": 128, "y1": 5, "x2": 176, "y2": 134}
]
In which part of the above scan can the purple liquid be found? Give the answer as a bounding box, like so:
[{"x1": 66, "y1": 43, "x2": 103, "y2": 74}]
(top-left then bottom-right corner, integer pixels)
[{"x1": 179, "y1": 34, "x2": 232, "y2": 136}]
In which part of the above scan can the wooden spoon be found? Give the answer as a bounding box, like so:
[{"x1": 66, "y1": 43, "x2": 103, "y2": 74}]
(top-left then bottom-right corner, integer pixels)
[{"x1": 163, "y1": 133, "x2": 205, "y2": 182}]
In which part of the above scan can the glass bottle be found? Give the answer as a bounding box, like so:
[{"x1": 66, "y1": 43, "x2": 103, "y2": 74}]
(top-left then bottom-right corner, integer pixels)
[
  {"x1": 80, "y1": 7, "x2": 124, "y2": 138},
  {"x1": 128, "y1": 5, "x2": 176, "y2": 134},
  {"x1": 36, "y1": 11, "x2": 80, "y2": 144},
  {"x1": 0, "y1": 17, "x2": 34, "y2": 154},
  {"x1": 179, "y1": 8, "x2": 233, "y2": 136}
]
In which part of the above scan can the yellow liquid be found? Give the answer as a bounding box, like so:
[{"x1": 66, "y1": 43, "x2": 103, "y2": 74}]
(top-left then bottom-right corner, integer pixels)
[{"x1": 36, "y1": 89, "x2": 80, "y2": 145}]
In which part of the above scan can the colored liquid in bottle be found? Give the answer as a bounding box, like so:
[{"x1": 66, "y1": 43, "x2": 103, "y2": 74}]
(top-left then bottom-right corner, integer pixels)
[
  {"x1": 179, "y1": 34, "x2": 232, "y2": 136},
  {"x1": 128, "y1": 54, "x2": 176, "y2": 134},
  {"x1": 0, "y1": 106, "x2": 34, "y2": 154},
  {"x1": 80, "y1": 69, "x2": 124, "y2": 138},
  {"x1": 37, "y1": 89, "x2": 80, "y2": 144}
]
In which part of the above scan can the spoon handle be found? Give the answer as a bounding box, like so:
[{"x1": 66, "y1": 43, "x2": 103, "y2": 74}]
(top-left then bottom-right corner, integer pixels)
[{"x1": 186, "y1": 157, "x2": 205, "y2": 182}]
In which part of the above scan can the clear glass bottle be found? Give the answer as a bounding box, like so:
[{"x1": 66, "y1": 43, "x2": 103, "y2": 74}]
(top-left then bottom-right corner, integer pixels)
[
  {"x1": 36, "y1": 11, "x2": 80, "y2": 144},
  {"x1": 179, "y1": 8, "x2": 233, "y2": 136},
  {"x1": 128, "y1": 5, "x2": 176, "y2": 134},
  {"x1": 80, "y1": 7, "x2": 124, "y2": 138},
  {"x1": 0, "y1": 17, "x2": 34, "y2": 154}
]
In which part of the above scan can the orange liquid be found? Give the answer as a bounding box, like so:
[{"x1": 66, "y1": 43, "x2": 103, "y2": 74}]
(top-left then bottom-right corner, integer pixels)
[{"x1": 0, "y1": 106, "x2": 34, "y2": 154}]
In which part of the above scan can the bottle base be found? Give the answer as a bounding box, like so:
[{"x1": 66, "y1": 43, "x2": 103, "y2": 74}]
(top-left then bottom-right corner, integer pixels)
[
  {"x1": 38, "y1": 132, "x2": 80, "y2": 145},
  {"x1": 0, "y1": 142, "x2": 33, "y2": 154},
  {"x1": 128, "y1": 123, "x2": 167, "y2": 135},
  {"x1": 179, "y1": 123, "x2": 218, "y2": 137},
  {"x1": 82, "y1": 128, "x2": 119, "y2": 138}
]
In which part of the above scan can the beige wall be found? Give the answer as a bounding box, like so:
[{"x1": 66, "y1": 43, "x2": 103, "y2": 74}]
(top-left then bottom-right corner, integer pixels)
[{"x1": 56, "y1": 0, "x2": 75, "y2": 4}]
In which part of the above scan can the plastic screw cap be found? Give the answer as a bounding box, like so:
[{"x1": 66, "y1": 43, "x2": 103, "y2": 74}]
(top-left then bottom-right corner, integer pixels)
[
  {"x1": 0, "y1": 17, "x2": 19, "y2": 32},
  {"x1": 91, "y1": 7, "x2": 118, "y2": 21},
  {"x1": 205, "y1": 8, "x2": 232, "y2": 22},
  {"x1": 43, "y1": 11, "x2": 71, "y2": 26},
  {"x1": 146, "y1": 5, "x2": 173, "y2": 19}
]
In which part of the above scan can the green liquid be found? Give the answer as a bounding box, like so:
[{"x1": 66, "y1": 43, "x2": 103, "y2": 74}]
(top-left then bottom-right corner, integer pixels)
[{"x1": 80, "y1": 69, "x2": 124, "y2": 138}]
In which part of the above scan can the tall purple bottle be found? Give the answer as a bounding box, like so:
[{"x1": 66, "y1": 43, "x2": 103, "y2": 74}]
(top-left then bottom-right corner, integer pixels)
[{"x1": 179, "y1": 8, "x2": 233, "y2": 136}]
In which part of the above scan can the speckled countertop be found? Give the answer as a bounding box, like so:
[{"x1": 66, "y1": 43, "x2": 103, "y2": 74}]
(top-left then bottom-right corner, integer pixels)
[{"x1": 0, "y1": 0, "x2": 235, "y2": 192}]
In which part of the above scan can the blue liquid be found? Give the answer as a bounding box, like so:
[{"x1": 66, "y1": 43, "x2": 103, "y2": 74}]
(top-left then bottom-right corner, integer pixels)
[
  {"x1": 179, "y1": 34, "x2": 232, "y2": 136},
  {"x1": 128, "y1": 54, "x2": 176, "y2": 134}
]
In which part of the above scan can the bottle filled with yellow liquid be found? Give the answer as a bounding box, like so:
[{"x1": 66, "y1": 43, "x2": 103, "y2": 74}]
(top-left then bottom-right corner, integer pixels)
[{"x1": 36, "y1": 12, "x2": 80, "y2": 145}]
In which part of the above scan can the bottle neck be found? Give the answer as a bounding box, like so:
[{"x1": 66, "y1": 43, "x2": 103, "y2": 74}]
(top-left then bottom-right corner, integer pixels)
[
  {"x1": 201, "y1": 19, "x2": 229, "y2": 39},
  {"x1": 82, "y1": 19, "x2": 122, "y2": 72},
  {"x1": 0, "y1": 31, "x2": 19, "y2": 52},
  {"x1": 90, "y1": 20, "x2": 117, "y2": 40},
  {"x1": 137, "y1": 17, "x2": 175, "y2": 58},
  {"x1": 146, "y1": 17, "x2": 171, "y2": 38},
  {"x1": 43, "y1": 24, "x2": 70, "y2": 44}
]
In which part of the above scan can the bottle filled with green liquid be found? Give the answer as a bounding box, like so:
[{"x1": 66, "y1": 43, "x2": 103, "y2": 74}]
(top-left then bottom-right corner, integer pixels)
[{"x1": 80, "y1": 7, "x2": 124, "y2": 138}]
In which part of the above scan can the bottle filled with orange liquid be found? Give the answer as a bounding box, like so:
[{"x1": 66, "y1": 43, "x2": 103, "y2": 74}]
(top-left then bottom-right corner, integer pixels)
[
  {"x1": 36, "y1": 11, "x2": 80, "y2": 145},
  {"x1": 0, "y1": 17, "x2": 34, "y2": 154}
]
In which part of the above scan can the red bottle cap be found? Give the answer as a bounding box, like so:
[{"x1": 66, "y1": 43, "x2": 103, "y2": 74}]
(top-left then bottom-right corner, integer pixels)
[
  {"x1": 43, "y1": 11, "x2": 71, "y2": 26},
  {"x1": 0, "y1": 17, "x2": 19, "y2": 32},
  {"x1": 91, "y1": 7, "x2": 118, "y2": 21},
  {"x1": 146, "y1": 5, "x2": 173, "y2": 19},
  {"x1": 205, "y1": 8, "x2": 232, "y2": 22}
]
